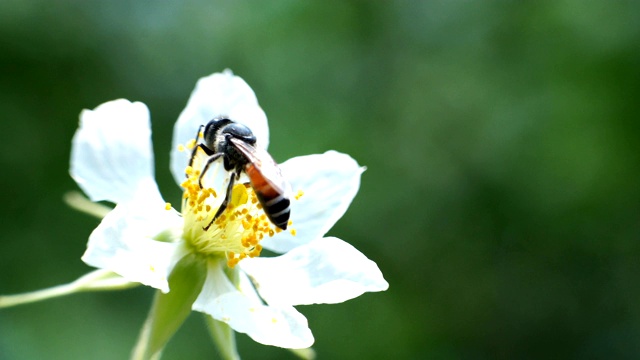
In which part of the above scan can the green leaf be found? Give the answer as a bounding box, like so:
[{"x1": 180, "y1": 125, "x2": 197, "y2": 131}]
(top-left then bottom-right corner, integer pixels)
[
  {"x1": 131, "y1": 253, "x2": 207, "y2": 360},
  {"x1": 205, "y1": 315, "x2": 240, "y2": 360}
]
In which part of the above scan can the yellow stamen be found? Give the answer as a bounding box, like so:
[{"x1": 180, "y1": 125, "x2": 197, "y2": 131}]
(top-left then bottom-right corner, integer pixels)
[{"x1": 180, "y1": 149, "x2": 290, "y2": 269}]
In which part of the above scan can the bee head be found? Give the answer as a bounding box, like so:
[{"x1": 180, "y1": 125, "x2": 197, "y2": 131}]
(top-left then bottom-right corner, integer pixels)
[
  {"x1": 223, "y1": 122, "x2": 256, "y2": 146},
  {"x1": 203, "y1": 118, "x2": 257, "y2": 149}
]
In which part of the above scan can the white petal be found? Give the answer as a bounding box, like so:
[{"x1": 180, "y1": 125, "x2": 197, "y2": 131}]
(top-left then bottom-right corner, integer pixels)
[
  {"x1": 70, "y1": 99, "x2": 158, "y2": 204},
  {"x1": 240, "y1": 237, "x2": 388, "y2": 306},
  {"x1": 261, "y1": 151, "x2": 364, "y2": 253},
  {"x1": 170, "y1": 70, "x2": 269, "y2": 186},
  {"x1": 81, "y1": 194, "x2": 185, "y2": 293},
  {"x1": 193, "y1": 262, "x2": 314, "y2": 349}
]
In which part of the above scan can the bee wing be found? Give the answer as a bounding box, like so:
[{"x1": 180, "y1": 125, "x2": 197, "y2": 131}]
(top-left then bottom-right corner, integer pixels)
[{"x1": 229, "y1": 137, "x2": 291, "y2": 195}]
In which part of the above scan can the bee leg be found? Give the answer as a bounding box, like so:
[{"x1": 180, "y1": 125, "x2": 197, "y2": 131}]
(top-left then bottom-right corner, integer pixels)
[
  {"x1": 187, "y1": 125, "x2": 204, "y2": 171},
  {"x1": 186, "y1": 125, "x2": 215, "y2": 175},
  {"x1": 204, "y1": 172, "x2": 236, "y2": 231},
  {"x1": 198, "y1": 153, "x2": 224, "y2": 188},
  {"x1": 188, "y1": 143, "x2": 215, "y2": 170}
]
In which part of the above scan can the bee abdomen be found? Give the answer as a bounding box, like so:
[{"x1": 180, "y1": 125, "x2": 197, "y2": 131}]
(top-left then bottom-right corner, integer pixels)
[{"x1": 257, "y1": 192, "x2": 290, "y2": 230}]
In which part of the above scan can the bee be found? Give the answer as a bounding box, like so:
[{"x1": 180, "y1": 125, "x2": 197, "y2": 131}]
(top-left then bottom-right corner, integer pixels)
[{"x1": 188, "y1": 117, "x2": 291, "y2": 230}]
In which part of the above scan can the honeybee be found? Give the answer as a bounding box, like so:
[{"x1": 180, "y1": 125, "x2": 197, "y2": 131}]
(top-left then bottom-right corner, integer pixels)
[{"x1": 188, "y1": 117, "x2": 292, "y2": 230}]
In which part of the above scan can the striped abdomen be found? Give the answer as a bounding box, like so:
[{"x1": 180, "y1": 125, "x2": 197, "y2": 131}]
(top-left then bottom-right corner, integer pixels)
[{"x1": 246, "y1": 164, "x2": 291, "y2": 230}]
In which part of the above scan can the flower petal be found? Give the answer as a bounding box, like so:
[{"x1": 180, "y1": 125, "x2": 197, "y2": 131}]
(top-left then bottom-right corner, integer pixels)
[
  {"x1": 170, "y1": 70, "x2": 269, "y2": 186},
  {"x1": 193, "y1": 262, "x2": 314, "y2": 349},
  {"x1": 261, "y1": 151, "x2": 364, "y2": 253},
  {"x1": 70, "y1": 99, "x2": 158, "y2": 204},
  {"x1": 81, "y1": 194, "x2": 186, "y2": 293},
  {"x1": 240, "y1": 237, "x2": 388, "y2": 306}
]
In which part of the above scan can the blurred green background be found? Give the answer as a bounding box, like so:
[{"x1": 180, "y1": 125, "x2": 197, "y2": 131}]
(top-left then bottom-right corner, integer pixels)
[{"x1": 1, "y1": 1, "x2": 639, "y2": 359}]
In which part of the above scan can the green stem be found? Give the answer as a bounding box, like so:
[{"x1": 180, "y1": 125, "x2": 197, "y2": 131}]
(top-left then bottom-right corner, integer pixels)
[
  {"x1": 130, "y1": 253, "x2": 207, "y2": 360},
  {"x1": 63, "y1": 191, "x2": 112, "y2": 218},
  {"x1": 0, "y1": 269, "x2": 137, "y2": 308},
  {"x1": 205, "y1": 315, "x2": 240, "y2": 360}
]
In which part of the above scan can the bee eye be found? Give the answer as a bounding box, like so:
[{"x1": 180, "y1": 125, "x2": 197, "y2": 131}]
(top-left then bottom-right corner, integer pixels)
[{"x1": 203, "y1": 119, "x2": 230, "y2": 145}]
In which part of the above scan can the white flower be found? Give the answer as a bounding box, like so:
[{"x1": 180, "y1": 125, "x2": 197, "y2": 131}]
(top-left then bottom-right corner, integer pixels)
[{"x1": 69, "y1": 70, "x2": 388, "y2": 350}]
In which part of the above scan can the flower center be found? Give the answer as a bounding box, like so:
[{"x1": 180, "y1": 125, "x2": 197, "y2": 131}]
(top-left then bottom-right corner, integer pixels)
[{"x1": 179, "y1": 144, "x2": 286, "y2": 268}]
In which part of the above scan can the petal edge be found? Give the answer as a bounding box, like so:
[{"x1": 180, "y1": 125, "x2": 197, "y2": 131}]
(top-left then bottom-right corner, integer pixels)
[
  {"x1": 70, "y1": 99, "x2": 157, "y2": 204},
  {"x1": 170, "y1": 71, "x2": 269, "y2": 186},
  {"x1": 241, "y1": 237, "x2": 388, "y2": 306},
  {"x1": 261, "y1": 151, "x2": 364, "y2": 253}
]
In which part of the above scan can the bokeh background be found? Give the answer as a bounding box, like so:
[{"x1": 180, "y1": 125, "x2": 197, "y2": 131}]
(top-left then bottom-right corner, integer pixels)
[{"x1": 1, "y1": 1, "x2": 639, "y2": 359}]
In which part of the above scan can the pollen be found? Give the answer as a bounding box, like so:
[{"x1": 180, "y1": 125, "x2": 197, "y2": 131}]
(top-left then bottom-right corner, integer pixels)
[
  {"x1": 164, "y1": 202, "x2": 172, "y2": 210},
  {"x1": 186, "y1": 138, "x2": 197, "y2": 150},
  {"x1": 177, "y1": 144, "x2": 185, "y2": 152},
  {"x1": 181, "y1": 151, "x2": 277, "y2": 269},
  {"x1": 295, "y1": 189, "x2": 304, "y2": 200}
]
